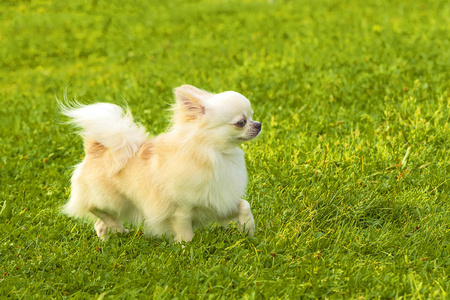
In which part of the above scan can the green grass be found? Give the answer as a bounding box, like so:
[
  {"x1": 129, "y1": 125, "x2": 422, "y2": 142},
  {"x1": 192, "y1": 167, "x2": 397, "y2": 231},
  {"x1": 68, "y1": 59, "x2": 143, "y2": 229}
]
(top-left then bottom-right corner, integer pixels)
[{"x1": 1, "y1": 0, "x2": 449, "y2": 298}]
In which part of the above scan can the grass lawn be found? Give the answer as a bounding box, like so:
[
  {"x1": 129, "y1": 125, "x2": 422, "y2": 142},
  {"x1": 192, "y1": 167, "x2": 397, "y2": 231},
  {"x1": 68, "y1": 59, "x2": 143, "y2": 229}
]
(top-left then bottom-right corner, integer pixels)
[{"x1": 1, "y1": 0, "x2": 449, "y2": 298}]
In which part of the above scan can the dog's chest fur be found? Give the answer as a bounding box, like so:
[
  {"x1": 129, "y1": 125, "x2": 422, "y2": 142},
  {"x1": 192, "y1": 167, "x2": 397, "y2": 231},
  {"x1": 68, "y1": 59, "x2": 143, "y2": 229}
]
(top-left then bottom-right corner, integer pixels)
[{"x1": 168, "y1": 147, "x2": 247, "y2": 218}]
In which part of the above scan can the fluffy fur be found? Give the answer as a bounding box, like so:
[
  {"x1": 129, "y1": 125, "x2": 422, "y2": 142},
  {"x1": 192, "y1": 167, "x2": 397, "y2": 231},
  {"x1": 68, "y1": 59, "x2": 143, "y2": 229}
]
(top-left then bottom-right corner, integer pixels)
[{"x1": 61, "y1": 85, "x2": 261, "y2": 242}]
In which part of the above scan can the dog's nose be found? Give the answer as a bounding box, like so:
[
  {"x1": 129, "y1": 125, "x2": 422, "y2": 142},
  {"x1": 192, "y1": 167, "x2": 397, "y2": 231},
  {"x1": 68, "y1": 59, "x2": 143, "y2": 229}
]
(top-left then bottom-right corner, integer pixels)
[{"x1": 254, "y1": 122, "x2": 262, "y2": 130}]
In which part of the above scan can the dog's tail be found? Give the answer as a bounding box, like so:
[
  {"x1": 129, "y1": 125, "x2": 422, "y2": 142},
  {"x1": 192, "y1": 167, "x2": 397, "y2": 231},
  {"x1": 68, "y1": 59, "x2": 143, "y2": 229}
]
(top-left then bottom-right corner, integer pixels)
[{"x1": 61, "y1": 102, "x2": 148, "y2": 173}]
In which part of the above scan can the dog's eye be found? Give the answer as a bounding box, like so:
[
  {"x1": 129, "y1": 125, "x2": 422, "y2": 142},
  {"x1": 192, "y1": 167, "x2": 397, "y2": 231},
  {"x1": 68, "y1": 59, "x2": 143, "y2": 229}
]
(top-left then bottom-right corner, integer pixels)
[{"x1": 235, "y1": 120, "x2": 247, "y2": 128}]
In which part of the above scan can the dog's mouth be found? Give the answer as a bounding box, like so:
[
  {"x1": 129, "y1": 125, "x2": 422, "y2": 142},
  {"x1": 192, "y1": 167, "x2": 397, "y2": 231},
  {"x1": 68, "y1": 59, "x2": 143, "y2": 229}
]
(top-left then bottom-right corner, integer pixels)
[
  {"x1": 236, "y1": 129, "x2": 261, "y2": 142},
  {"x1": 236, "y1": 137, "x2": 251, "y2": 142}
]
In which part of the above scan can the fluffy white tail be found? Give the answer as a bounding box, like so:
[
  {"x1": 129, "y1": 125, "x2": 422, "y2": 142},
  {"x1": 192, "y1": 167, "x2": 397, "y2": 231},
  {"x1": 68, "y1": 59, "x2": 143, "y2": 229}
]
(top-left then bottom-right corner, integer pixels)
[{"x1": 61, "y1": 102, "x2": 148, "y2": 173}]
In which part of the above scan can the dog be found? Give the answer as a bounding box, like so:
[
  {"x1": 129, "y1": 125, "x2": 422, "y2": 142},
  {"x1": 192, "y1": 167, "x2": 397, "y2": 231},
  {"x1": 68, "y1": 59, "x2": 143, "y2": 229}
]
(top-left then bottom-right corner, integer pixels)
[{"x1": 61, "y1": 85, "x2": 261, "y2": 242}]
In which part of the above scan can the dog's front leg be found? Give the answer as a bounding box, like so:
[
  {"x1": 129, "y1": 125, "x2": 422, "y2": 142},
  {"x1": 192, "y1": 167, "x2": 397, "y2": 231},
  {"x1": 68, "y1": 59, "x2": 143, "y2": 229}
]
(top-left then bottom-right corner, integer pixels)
[
  {"x1": 171, "y1": 208, "x2": 194, "y2": 243},
  {"x1": 238, "y1": 199, "x2": 255, "y2": 237}
]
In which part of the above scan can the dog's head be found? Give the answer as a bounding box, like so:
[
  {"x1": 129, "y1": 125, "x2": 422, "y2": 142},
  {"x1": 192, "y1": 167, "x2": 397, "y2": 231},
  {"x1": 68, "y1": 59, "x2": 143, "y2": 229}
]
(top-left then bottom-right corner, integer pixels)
[{"x1": 172, "y1": 85, "x2": 261, "y2": 147}]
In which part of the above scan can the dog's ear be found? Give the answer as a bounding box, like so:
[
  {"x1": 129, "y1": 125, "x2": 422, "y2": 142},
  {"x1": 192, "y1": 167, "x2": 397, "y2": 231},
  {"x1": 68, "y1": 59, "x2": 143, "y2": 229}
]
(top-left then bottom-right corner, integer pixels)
[{"x1": 174, "y1": 85, "x2": 212, "y2": 121}]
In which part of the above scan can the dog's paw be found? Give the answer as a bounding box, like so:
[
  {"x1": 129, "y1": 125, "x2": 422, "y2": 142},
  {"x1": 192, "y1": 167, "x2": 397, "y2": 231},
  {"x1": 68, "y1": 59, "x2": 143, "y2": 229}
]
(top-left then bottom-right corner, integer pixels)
[
  {"x1": 94, "y1": 219, "x2": 109, "y2": 240},
  {"x1": 238, "y1": 199, "x2": 255, "y2": 237},
  {"x1": 238, "y1": 217, "x2": 255, "y2": 237},
  {"x1": 94, "y1": 220, "x2": 129, "y2": 240}
]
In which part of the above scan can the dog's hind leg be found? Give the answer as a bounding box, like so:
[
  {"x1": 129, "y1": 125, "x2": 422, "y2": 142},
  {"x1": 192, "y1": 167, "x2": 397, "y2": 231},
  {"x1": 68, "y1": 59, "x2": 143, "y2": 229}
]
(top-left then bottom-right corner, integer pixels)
[{"x1": 91, "y1": 208, "x2": 129, "y2": 240}]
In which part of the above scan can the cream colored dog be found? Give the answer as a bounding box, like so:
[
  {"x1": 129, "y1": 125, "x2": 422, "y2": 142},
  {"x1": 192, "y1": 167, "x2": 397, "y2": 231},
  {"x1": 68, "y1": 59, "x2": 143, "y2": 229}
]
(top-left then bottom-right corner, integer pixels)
[{"x1": 61, "y1": 85, "x2": 261, "y2": 242}]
